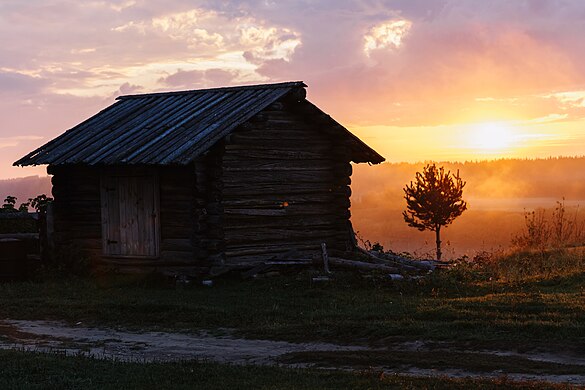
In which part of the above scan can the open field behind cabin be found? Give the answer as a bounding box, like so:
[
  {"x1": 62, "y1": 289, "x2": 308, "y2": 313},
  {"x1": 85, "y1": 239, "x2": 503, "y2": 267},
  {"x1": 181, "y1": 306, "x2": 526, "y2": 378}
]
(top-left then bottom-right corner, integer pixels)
[{"x1": 351, "y1": 158, "x2": 585, "y2": 258}]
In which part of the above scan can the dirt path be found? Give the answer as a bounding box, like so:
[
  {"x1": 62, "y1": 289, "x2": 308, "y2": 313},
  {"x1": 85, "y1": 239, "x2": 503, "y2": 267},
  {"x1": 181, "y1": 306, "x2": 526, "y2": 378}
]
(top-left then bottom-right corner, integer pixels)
[
  {"x1": 1, "y1": 319, "x2": 584, "y2": 386},
  {"x1": 0, "y1": 320, "x2": 367, "y2": 364}
]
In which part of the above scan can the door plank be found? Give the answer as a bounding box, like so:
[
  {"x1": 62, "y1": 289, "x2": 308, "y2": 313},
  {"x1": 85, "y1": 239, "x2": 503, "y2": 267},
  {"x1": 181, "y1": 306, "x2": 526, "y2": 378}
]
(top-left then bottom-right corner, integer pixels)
[
  {"x1": 101, "y1": 172, "x2": 159, "y2": 258},
  {"x1": 101, "y1": 175, "x2": 121, "y2": 255}
]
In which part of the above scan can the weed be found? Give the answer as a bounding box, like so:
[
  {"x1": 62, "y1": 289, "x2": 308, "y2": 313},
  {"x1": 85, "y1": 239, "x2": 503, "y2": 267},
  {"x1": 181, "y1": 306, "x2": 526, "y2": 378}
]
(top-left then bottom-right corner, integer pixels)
[{"x1": 512, "y1": 198, "x2": 585, "y2": 251}]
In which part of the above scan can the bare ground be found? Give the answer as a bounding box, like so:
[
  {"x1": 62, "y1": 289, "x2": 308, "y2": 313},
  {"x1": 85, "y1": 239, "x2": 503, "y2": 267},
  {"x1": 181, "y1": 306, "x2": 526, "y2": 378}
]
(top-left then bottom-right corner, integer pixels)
[{"x1": 1, "y1": 319, "x2": 584, "y2": 386}]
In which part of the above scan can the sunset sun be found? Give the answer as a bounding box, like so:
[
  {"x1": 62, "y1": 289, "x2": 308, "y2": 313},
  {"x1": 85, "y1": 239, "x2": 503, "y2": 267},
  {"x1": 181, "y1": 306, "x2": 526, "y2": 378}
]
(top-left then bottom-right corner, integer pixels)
[{"x1": 469, "y1": 122, "x2": 516, "y2": 152}]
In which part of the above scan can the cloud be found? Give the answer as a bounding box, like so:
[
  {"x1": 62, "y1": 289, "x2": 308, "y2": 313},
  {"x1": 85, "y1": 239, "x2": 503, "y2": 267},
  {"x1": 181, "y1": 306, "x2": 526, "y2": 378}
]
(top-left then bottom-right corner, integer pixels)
[
  {"x1": 545, "y1": 91, "x2": 585, "y2": 109},
  {"x1": 151, "y1": 9, "x2": 223, "y2": 46},
  {"x1": 117, "y1": 82, "x2": 143, "y2": 95},
  {"x1": 102, "y1": 82, "x2": 145, "y2": 100},
  {"x1": 70, "y1": 48, "x2": 97, "y2": 54},
  {"x1": 116, "y1": 9, "x2": 226, "y2": 49},
  {"x1": 112, "y1": 7, "x2": 301, "y2": 64},
  {"x1": 364, "y1": 19, "x2": 412, "y2": 56},
  {"x1": 89, "y1": 0, "x2": 136, "y2": 12},
  {"x1": 158, "y1": 68, "x2": 240, "y2": 89},
  {"x1": 0, "y1": 71, "x2": 49, "y2": 95},
  {"x1": 158, "y1": 69, "x2": 205, "y2": 87},
  {"x1": 201, "y1": 1, "x2": 585, "y2": 128},
  {"x1": 240, "y1": 25, "x2": 301, "y2": 63},
  {"x1": 204, "y1": 68, "x2": 240, "y2": 86},
  {"x1": 0, "y1": 2, "x2": 302, "y2": 97}
]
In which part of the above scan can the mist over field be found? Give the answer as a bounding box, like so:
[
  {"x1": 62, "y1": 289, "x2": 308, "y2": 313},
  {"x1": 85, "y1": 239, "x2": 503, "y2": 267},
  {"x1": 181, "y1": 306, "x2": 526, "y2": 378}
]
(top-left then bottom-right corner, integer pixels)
[
  {"x1": 351, "y1": 157, "x2": 585, "y2": 258},
  {"x1": 0, "y1": 175, "x2": 51, "y2": 207}
]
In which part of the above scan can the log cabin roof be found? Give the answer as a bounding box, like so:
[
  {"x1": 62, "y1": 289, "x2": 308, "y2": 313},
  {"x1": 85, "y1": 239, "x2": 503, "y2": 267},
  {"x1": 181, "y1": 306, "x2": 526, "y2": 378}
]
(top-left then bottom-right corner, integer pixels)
[{"x1": 14, "y1": 81, "x2": 385, "y2": 166}]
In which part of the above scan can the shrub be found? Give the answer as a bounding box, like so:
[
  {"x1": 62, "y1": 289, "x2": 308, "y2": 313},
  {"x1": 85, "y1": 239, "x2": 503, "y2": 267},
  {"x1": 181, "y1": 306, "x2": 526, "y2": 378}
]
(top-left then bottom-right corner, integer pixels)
[{"x1": 512, "y1": 198, "x2": 585, "y2": 251}]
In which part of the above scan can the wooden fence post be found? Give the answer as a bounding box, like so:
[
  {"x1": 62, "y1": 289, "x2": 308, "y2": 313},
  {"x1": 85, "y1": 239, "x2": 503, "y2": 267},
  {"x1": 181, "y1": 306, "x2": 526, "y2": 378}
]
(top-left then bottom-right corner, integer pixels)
[
  {"x1": 46, "y1": 202, "x2": 54, "y2": 258},
  {"x1": 321, "y1": 242, "x2": 331, "y2": 274}
]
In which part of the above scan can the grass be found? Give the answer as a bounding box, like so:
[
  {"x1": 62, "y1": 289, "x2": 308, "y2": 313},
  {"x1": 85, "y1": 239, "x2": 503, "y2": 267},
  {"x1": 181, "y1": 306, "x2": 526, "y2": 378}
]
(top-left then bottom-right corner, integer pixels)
[
  {"x1": 281, "y1": 350, "x2": 585, "y2": 376},
  {"x1": 0, "y1": 349, "x2": 573, "y2": 390},
  {"x1": 0, "y1": 252, "x2": 584, "y2": 347},
  {"x1": 1, "y1": 249, "x2": 584, "y2": 387}
]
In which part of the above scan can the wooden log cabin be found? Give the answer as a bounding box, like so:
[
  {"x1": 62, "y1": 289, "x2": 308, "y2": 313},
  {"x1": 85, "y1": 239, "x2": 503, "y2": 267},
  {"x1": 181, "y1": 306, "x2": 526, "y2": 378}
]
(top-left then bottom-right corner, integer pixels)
[{"x1": 14, "y1": 81, "x2": 385, "y2": 274}]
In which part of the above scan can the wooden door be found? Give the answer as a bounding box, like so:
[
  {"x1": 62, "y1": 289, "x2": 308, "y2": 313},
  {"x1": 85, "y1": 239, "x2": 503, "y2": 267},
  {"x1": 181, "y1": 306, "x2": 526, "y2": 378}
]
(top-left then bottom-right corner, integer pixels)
[{"x1": 101, "y1": 173, "x2": 159, "y2": 257}]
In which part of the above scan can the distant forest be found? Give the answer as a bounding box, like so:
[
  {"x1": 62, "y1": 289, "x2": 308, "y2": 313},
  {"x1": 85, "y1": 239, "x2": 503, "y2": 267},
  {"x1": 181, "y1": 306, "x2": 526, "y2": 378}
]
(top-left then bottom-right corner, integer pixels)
[
  {"x1": 352, "y1": 156, "x2": 585, "y2": 203},
  {"x1": 0, "y1": 176, "x2": 51, "y2": 205}
]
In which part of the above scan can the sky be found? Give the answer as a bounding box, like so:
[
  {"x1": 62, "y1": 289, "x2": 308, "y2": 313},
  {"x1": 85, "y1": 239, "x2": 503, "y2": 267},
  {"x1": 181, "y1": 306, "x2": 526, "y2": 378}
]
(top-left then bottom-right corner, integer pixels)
[{"x1": 2, "y1": 0, "x2": 585, "y2": 179}]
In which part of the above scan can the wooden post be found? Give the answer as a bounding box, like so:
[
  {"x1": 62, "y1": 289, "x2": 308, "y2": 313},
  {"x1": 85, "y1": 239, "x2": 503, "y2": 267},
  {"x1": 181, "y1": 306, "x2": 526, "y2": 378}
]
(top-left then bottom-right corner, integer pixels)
[
  {"x1": 46, "y1": 202, "x2": 54, "y2": 258},
  {"x1": 321, "y1": 242, "x2": 331, "y2": 274}
]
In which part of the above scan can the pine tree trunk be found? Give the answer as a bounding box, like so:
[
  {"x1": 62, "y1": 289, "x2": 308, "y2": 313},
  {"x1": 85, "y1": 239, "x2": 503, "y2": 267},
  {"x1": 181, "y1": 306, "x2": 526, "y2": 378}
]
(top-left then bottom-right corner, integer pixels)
[{"x1": 435, "y1": 226, "x2": 442, "y2": 261}]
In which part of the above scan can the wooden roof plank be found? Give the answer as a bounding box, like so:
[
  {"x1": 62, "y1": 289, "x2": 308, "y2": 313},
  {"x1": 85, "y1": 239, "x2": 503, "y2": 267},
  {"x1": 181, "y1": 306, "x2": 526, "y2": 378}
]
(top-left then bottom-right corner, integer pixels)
[{"x1": 14, "y1": 81, "x2": 385, "y2": 167}]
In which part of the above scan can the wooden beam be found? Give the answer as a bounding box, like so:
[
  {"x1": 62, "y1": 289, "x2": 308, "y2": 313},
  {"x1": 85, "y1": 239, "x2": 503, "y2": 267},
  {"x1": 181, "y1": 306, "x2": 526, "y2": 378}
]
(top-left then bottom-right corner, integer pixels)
[
  {"x1": 318, "y1": 257, "x2": 400, "y2": 273},
  {"x1": 321, "y1": 242, "x2": 331, "y2": 274}
]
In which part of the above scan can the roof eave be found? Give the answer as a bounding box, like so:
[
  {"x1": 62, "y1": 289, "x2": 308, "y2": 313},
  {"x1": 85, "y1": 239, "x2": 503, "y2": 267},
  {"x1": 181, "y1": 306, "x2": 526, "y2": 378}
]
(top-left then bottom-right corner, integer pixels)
[{"x1": 301, "y1": 100, "x2": 386, "y2": 165}]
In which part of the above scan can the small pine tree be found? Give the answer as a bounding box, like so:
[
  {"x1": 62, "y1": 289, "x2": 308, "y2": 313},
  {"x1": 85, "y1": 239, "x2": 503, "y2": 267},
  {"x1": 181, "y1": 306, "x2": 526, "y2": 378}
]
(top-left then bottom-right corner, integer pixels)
[{"x1": 403, "y1": 163, "x2": 467, "y2": 260}]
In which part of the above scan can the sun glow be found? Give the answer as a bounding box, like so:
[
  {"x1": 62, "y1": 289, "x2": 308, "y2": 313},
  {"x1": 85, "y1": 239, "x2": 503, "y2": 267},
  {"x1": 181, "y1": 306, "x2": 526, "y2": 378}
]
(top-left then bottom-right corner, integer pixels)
[{"x1": 469, "y1": 122, "x2": 516, "y2": 152}]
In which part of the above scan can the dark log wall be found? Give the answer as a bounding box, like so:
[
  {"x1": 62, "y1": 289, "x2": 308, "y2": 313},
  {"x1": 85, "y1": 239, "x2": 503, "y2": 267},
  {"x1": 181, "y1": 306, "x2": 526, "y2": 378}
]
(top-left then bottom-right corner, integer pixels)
[
  {"x1": 49, "y1": 165, "x2": 199, "y2": 272},
  {"x1": 193, "y1": 147, "x2": 224, "y2": 267},
  {"x1": 220, "y1": 102, "x2": 353, "y2": 264},
  {"x1": 158, "y1": 166, "x2": 196, "y2": 265},
  {"x1": 50, "y1": 166, "x2": 102, "y2": 261}
]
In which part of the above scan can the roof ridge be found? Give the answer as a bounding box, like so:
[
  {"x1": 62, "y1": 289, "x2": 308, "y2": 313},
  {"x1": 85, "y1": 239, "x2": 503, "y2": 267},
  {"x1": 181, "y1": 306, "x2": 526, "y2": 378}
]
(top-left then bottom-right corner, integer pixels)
[{"x1": 117, "y1": 81, "x2": 306, "y2": 100}]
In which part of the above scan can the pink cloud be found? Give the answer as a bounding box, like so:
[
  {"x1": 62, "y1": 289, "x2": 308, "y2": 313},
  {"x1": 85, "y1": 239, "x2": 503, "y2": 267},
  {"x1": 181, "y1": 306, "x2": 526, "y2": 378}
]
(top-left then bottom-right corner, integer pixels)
[
  {"x1": 157, "y1": 68, "x2": 239, "y2": 89},
  {"x1": 244, "y1": 1, "x2": 585, "y2": 126}
]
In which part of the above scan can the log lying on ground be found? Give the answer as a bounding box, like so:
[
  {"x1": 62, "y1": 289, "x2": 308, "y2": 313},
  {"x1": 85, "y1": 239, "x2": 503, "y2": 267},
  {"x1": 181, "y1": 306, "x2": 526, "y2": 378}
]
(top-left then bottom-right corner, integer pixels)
[
  {"x1": 313, "y1": 256, "x2": 399, "y2": 273},
  {"x1": 360, "y1": 252, "x2": 420, "y2": 272},
  {"x1": 356, "y1": 247, "x2": 440, "y2": 271},
  {"x1": 207, "y1": 247, "x2": 437, "y2": 278},
  {"x1": 222, "y1": 256, "x2": 403, "y2": 277}
]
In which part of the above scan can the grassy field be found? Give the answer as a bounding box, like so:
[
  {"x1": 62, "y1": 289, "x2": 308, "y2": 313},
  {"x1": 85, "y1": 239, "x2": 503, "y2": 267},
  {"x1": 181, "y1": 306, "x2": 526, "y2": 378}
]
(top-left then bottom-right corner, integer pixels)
[
  {"x1": 0, "y1": 249, "x2": 584, "y2": 387},
  {"x1": 0, "y1": 274, "x2": 583, "y2": 345},
  {"x1": 1, "y1": 250, "x2": 584, "y2": 345},
  {"x1": 0, "y1": 349, "x2": 574, "y2": 390}
]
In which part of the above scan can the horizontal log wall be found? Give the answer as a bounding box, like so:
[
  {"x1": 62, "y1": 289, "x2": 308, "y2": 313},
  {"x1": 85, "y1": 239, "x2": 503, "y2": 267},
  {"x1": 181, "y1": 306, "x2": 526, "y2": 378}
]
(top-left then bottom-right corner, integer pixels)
[
  {"x1": 49, "y1": 166, "x2": 102, "y2": 267},
  {"x1": 158, "y1": 166, "x2": 196, "y2": 264},
  {"x1": 193, "y1": 146, "x2": 225, "y2": 267},
  {"x1": 48, "y1": 167, "x2": 102, "y2": 263},
  {"x1": 49, "y1": 165, "x2": 201, "y2": 273},
  {"x1": 221, "y1": 101, "x2": 353, "y2": 264}
]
